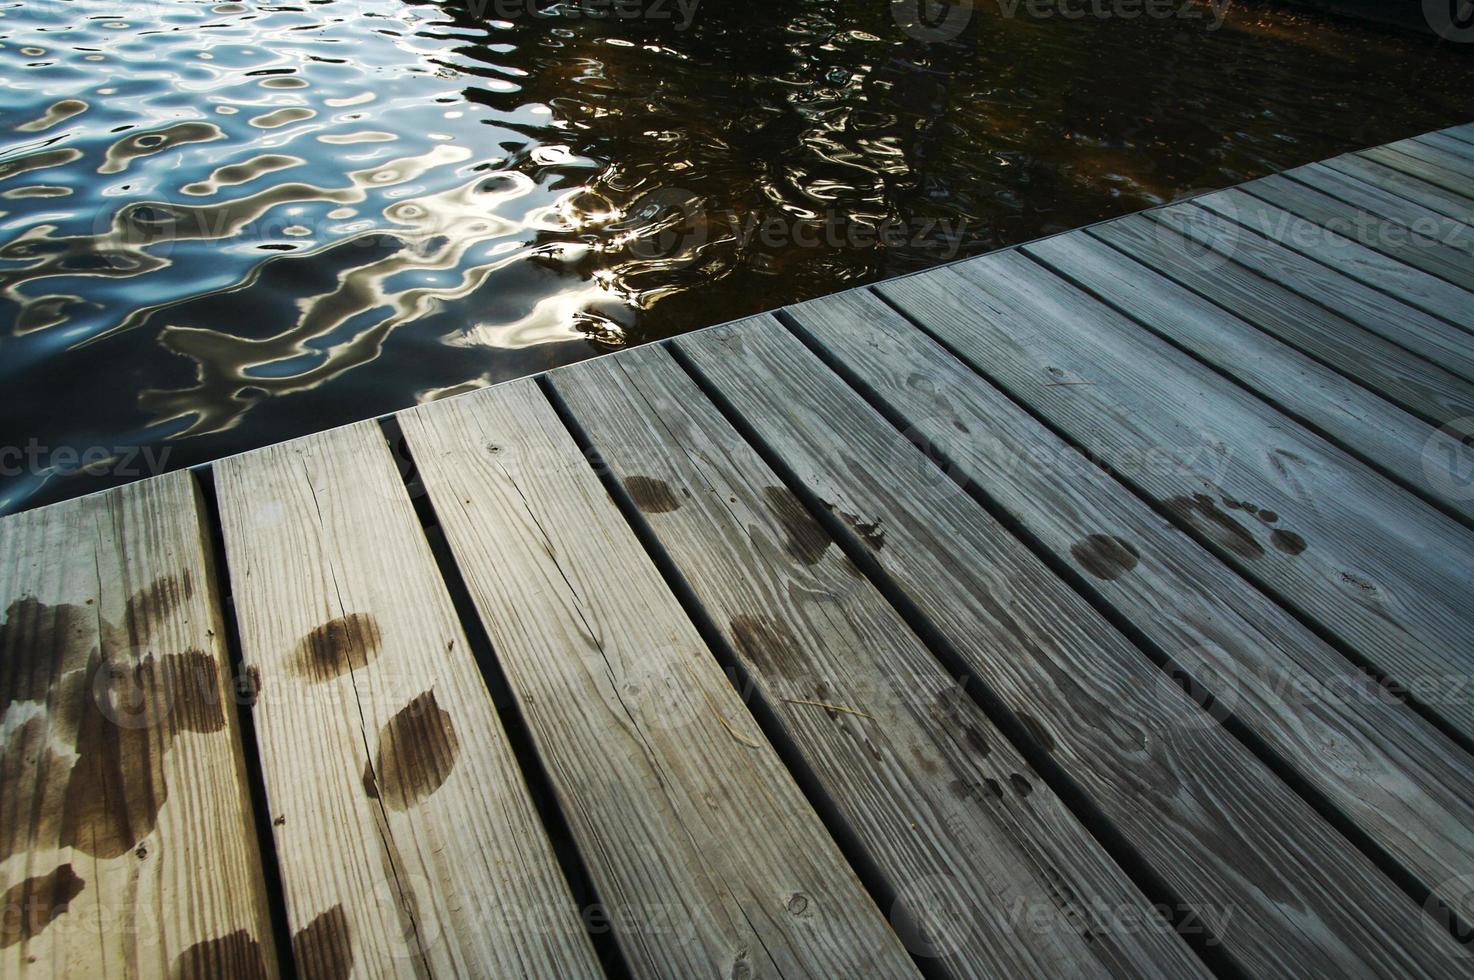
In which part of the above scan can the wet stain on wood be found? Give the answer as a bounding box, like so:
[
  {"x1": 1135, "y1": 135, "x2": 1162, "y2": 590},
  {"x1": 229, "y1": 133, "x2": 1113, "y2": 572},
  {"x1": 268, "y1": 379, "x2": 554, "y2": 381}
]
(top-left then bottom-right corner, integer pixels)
[
  {"x1": 1070, "y1": 534, "x2": 1140, "y2": 580},
  {"x1": 238, "y1": 665, "x2": 262, "y2": 707},
  {"x1": 369, "y1": 689, "x2": 461, "y2": 810},
  {"x1": 161, "y1": 650, "x2": 226, "y2": 734},
  {"x1": 963, "y1": 724, "x2": 991, "y2": 757},
  {"x1": 1164, "y1": 494, "x2": 1265, "y2": 559},
  {"x1": 0, "y1": 864, "x2": 84, "y2": 948},
  {"x1": 0, "y1": 715, "x2": 70, "y2": 863},
  {"x1": 292, "y1": 612, "x2": 381, "y2": 682},
  {"x1": 625, "y1": 475, "x2": 683, "y2": 514},
  {"x1": 1270, "y1": 529, "x2": 1306, "y2": 555},
  {"x1": 0, "y1": 579, "x2": 233, "y2": 871},
  {"x1": 120, "y1": 573, "x2": 194, "y2": 649},
  {"x1": 0, "y1": 596, "x2": 97, "y2": 714},
  {"x1": 292, "y1": 904, "x2": 354, "y2": 980},
  {"x1": 729, "y1": 615, "x2": 802, "y2": 681},
  {"x1": 171, "y1": 930, "x2": 269, "y2": 980},
  {"x1": 838, "y1": 509, "x2": 886, "y2": 550},
  {"x1": 763, "y1": 486, "x2": 831, "y2": 565},
  {"x1": 1222, "y1": 497, "x2": 1279, "y2": 524},
  {"x1": 62, "y1": 653, "x2": 171, "y2": 858}
]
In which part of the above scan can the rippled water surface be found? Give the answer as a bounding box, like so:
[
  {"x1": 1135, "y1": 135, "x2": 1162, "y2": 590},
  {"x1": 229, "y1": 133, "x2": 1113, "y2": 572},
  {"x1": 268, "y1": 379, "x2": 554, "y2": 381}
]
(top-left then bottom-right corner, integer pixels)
[{"x1": 2, "y1": 0, "x2": 1471, "y2": 511}]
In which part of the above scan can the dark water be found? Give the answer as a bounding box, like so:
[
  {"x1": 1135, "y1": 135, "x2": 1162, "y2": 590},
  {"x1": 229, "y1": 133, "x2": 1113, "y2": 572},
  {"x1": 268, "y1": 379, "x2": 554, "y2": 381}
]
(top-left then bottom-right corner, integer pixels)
[{"x1": 1, "y1": 0, "x2": 1470, "y2": 513}]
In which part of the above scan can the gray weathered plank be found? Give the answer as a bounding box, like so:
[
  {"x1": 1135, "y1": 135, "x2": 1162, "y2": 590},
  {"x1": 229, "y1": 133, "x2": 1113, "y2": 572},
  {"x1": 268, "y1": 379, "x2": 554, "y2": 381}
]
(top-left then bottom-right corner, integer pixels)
[
  {"x1": 877, "y1": 252, "x2": 1474, "y2": 745},
  {"x1": 1147, "y1": 201, "x2": 1474, "y2": 383},
  {"x1": 1409, "y1": 132, "x2": 1474, "y2": 175},
  {"x1": 0, "y1": 471, "x2": 278, "y2": 977},
  {"x1": 550, "y1": 346, "x2": 1206, "y2": 980},
  {"x1": 1359, "y1": 145, "x2": 1474, "y2": 204},
  {"x1": 398, "y1": 380, "x2": 919, "y2": 979},
  {"x1": 678, "y1": 315, "x2": 1466, "y2": 978},
  {"x1": 1285, "y1": 163, "x2": 1474, "y2": 259},
  {"x1": 1245, "y1": 174, "x2": 1474, "y2": 290},
  {"x1": 1089, "y1": 213, "x2": 1474, "y2": 430},
  {"x1": 215, "y1": 421, "x2": 601, "y2": 979},
  {"x1": 1321, "y1": 153, "x2": 1474, "y2": 228},
  {"x1": 1192, "y1": 189, "x2": 1474, "y2": 335},
  {"x1": 788, "y1": 285, "x2": 1474, "y2": 923},
  {"x1": 1443, "y1": 123, "x2": 1474, "y2": 146},
  {"x1": 1026, "y1": 230, "x2": 1472, "y2": 521}
]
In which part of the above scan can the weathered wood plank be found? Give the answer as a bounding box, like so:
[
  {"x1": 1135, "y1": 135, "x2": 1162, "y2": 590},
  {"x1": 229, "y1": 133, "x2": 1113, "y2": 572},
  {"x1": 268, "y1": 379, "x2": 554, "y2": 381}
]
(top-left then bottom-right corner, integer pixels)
[
  {"x1": 1245, "y1": 174, "x2": 1474, "y2": 290},
  {"x1": 1359, "y1": 145, "x2": 1474, "y2": 204},
  {"x1": 1026, "y1": 230, "x2": 1472, "y2": 521},
  {"x1": 1322, "y1": 153, "x2": 1474, "y2": 228},
  {"x1": 398, "y1": 380, "x2": 918, "y2": 979},
  {"x1": 1192, "y1": 189, "x2": 1474, "y2": 336},
  {"x1": 1443, "y1": 123, "x2": 1474, "y2": 146},
  {"x1": 1090, "y1": 213, "x2": 1474, "y2": 430},
  {"x1": 1286, "y1": 163, "x2": 1474, "y2": 257},
  {"x1": 677, "y1": 315, "x2": 1466, "y2": 978},
  {"x1": 0, "y1": 471, "x2": 278, "y2": 978},
  {"x1": 1408, "y1": 133, "x2": 1474, "y2": 176},
  {"x1": 787, "y1": 286, "x2": 1474, "y2": 924},
  {"x1": 550, "y1": 347, "x2": 1206, "y2": 980},
  {"x1": 1147, "y1": 201, "x2": 1474, "y2": 383},
  {"x1": 215, "y1": 421, "x2": 600, "y2": 978},
  {"x1": 877, "y1": 253, "x2": 1474, "y2": 746}
]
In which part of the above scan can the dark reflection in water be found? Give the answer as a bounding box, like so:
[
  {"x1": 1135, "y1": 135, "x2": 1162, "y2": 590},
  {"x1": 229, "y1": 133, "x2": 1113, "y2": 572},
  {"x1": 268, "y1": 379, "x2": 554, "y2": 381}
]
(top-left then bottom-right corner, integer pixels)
[{"x1": 0, "y1": 0, "x2": 1469, "y2": 512}]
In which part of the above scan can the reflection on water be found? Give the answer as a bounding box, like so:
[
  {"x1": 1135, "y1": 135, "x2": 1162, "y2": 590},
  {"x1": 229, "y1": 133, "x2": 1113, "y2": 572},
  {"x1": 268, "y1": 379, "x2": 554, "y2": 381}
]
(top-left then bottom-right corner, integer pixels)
[{"x1": 0, "y1": 0, "x2": 1470, "y2": 512}]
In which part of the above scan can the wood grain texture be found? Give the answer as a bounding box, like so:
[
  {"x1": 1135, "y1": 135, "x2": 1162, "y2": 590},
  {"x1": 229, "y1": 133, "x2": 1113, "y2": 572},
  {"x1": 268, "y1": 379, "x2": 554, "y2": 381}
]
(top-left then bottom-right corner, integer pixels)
[
  {"x1": 1405, "y1": 133, "x2": 1474, "y2": 178},
  {"x1": 1244, "y1": 173, "x2": 1474, "y2": 290},
  {"x1": 1356, "y1": 146, "x2": 1474, "y2": 217},
  {"x1": 1322, "y1": 153, "x2": 1474, "y2": 228},
  {"x1": 549, "y1": 346, "x2": 1205, "y2": 980},
  {"x1": 1089, "y1": 214, "x2": 1474, "y2": 433},
  {"x1": 0, "y1": 471, "x2": 277, "y2": 978},
  {"x1": 1444, "y1": 123, "x2": 1474, "y2": 146},
  {"x1": 398, "y1": 379, "x2": 918, "y2": 979},
  {"x1": 677, "y1": 314, "x2": 1467, "y2": 979},
  {"x1": 1191, "y1": 189, "x2": 1474, "y2": 336},
  {"x1": 1146, "y1": 200, "x2": 1474, "y2": 383},
  {"x1": 877, "y1": 252, "x2": 1474, "y2": 746},
  {"x1": 1025, "y1": 230, "x2": 1471, "y2": 521},
  {"x1": 787, "y1": 285, "x2": 1474, "y2": 924},
  {"x1": 215, "y1": 421, "x2": 600, "y2": 979},
  {"x1": 1284, "y1": 162, "x2": 1474, "y2": 258}
]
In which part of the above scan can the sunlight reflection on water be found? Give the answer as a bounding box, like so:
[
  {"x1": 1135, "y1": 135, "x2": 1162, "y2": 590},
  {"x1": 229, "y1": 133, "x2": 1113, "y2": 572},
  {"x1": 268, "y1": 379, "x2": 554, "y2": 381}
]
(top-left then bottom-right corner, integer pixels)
[{"x1": 0, "y1": 0, "x2": 1470, "y2": 511}]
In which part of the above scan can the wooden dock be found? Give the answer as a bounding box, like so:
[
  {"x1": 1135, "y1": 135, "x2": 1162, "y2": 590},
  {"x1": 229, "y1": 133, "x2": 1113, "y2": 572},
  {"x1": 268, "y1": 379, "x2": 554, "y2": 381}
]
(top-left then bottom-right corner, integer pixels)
[{"x1": 5, "y1": 122, "x2": 1474, "y2": 978}]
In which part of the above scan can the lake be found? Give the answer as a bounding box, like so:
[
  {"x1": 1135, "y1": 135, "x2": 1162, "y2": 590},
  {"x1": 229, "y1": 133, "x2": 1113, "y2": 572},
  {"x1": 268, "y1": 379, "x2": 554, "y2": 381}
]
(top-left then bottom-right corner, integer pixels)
[{"x1": 1, "y1": 0, "x2": 1470, "y2": 512}]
